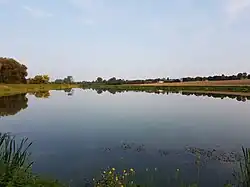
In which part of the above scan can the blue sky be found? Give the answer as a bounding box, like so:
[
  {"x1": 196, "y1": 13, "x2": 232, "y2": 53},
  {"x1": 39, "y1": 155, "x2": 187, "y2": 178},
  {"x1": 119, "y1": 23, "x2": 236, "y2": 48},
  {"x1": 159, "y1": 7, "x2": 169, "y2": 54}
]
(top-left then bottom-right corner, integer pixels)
[{"x1": 1, "y1": 0, "x2": 250, "y2": 81}]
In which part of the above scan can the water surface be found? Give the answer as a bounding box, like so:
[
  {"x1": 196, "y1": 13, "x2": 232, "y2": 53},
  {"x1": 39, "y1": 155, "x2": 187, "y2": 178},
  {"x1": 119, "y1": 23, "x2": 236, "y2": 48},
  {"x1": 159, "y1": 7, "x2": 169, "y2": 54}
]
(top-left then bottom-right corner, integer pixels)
[{"x1": 1, "y1": 89, "x2": 250, "y2": 186}]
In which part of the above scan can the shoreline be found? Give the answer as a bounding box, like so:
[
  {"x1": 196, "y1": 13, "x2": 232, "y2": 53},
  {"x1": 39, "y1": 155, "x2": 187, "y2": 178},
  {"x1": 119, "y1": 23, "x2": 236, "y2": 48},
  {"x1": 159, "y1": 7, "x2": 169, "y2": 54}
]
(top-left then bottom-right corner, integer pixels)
[
  {"x1": 2, "y1": 82, "x2": 250, "y2": 97},
  {"x1": 137, "y1": 79, "x2": 250, "y2": 87},
  {"x1": 180, "y1": 90, "x2": 250, "y2": 97},
  {"x1": 84, "y1": 84, "x2": 250, "y2": 92},
  {"x1": 0, "y1": 84, "x2": 79, "y2": 97},
  {"x1": 83, "y1": 84, "x2": 250, "y2": 97}
]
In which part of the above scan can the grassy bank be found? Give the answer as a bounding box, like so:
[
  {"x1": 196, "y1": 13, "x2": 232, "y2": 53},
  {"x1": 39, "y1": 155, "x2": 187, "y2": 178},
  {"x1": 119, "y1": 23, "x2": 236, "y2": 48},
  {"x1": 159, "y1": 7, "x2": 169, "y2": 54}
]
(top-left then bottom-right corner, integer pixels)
[{"x1": 0, "y1": 84, "x2": 80, "y2": 97}]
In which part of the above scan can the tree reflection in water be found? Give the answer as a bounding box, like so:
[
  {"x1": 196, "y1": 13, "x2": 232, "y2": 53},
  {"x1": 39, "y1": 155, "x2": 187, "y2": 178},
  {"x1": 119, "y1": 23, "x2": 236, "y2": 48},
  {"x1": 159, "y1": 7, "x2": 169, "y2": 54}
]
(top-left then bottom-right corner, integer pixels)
[
  {"x1": 0, "y1": 93, "x2": 28, "y2": 117},
  {"x1": 64, "y1": 88, "x2": 74, "y2": 96},
  {"x1": 86, "y1": 87, "x2": 250, "y2": 102},
  {"x1": 29, "y1": 91, "x2": 50, "y2": 99}
]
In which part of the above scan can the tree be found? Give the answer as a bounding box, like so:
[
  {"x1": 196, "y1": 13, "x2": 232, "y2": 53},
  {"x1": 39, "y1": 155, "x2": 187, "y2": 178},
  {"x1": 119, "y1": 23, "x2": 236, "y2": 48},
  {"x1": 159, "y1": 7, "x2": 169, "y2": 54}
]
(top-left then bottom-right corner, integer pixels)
[
  {"x1": 0, "y1": 57, "x2": 28, "y2": 83},
  {"x1": 107, "y1": 77, "x2": 117, "y2": 85},
  {"x1": 248, "y1": 74, "x2": 250, "y2": 79},
  {"x1": 221, "y1": 74, "x2": 225, "y2": 80},
  {"x1": 29, "y1": 75, "x2": 50, "y2": 84},
  {"x1": 237, "y1": 73, "x2": 243, "y2": 80},
  {"x1": 64, "y1": 76, "x2": 74, "y2": 84},
  {"x1": 55, "y1": 79, "x2": 63, "y2": 84},
  {"x1": 108, "y1": 77, "x2": 116, "y2": 82},
  {"x1": 43, "y1": 75, "x2": 50, "y2": 83},
  {"x1": 96, "y1": 77, "x2": 103, "y2": 83},
  {"x1": 242, "y1": 72, "x2": 248, "y2": 79}
]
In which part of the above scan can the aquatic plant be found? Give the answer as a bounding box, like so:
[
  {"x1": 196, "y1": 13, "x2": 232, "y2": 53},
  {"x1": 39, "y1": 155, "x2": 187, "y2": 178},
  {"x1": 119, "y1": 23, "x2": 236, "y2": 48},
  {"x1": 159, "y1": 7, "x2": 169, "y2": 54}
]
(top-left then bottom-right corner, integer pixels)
[
  {"x1": 0, "y1": 133, "x2": 32, "y2": 171},
  {"x1": 233, "y1": 147, "x2": 250, "y2": 187},
  {"x1": 93, "y1": 167, "x2": 137, "y2": 187},
  {"x1": 0, "y1": 133, "x2": 63, "y2": 187}
]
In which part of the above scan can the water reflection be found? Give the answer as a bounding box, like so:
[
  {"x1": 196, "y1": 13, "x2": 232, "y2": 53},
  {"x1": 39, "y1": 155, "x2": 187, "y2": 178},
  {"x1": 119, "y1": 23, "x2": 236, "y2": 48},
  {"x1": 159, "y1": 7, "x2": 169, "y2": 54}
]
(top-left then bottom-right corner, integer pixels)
[
  {"x1": 181, "y1": 92, "x2": 249, "y2": 102},
  {"x1": 64, "y1": 88, "x2": 74, "y2": 96},
  {"x1": 86, "y1": 87, "x2": 250, "y2": 102},
  {"x1": 29, "y1": 91, "x2": 51, "y2": 98},
  {"x1": 0, "y1": 93, "x2": 28, "y2": 117},
  {"x1": 1, "y1": 89, "x2": 248, "y2": 186},
  {"x1": 102, "y1": 142, "x2": 242, "y2": 163}
]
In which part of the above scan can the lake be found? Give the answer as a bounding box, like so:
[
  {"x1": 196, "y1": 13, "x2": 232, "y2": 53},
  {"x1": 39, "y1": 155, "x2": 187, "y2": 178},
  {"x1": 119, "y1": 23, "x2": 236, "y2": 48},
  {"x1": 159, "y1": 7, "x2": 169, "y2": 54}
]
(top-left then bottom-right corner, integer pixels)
[{"x1": 1, "y1": 88, "x2": 250, "y2": 186}]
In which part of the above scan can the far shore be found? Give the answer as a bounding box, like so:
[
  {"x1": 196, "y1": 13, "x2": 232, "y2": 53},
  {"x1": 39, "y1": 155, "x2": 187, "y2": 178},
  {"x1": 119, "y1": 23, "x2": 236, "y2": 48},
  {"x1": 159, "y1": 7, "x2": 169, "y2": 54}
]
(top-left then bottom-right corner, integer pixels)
[
  {"x1": 0, "y1": 84, "x2": 79, "y2": 97},
  {"x1": 137, "y1": 79, "x2": 250, "y2": 87},
  {"x1": 2, "y1": 79, "x2": 250, "y2": 97}
]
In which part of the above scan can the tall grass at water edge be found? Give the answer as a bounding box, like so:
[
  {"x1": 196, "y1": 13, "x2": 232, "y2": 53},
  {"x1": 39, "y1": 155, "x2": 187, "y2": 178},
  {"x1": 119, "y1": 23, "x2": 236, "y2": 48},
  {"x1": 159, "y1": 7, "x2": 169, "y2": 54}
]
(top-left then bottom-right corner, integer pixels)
[
  {"x1": 232, "y1": 147, "x2": 250, "y2": 187},
  {"x1": 0, "y1": 133, "x2": 62, "y2": 187}
]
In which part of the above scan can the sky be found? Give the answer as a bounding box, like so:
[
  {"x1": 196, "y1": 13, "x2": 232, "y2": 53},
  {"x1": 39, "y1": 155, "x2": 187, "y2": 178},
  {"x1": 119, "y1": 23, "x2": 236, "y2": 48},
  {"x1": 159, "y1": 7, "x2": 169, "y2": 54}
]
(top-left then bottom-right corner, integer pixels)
[{"x1": 0, "y1": 0, "x2": 250, "y2": 81}]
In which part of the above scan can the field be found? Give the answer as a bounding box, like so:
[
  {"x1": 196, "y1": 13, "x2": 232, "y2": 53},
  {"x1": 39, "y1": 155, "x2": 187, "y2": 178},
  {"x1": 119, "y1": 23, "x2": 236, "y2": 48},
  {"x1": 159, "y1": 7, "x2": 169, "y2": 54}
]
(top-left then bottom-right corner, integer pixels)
[
  {"x1": 0, "y1": 84, "x2": 79, "y2": 96},
  {"x1": 138, "y1": 79, "x2": 250, "y2": 87}
]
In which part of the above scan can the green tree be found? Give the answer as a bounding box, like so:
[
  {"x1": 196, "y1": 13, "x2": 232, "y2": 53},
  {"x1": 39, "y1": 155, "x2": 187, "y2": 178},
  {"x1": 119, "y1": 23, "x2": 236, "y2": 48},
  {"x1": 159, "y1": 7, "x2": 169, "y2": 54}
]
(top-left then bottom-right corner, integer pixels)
[
  {"x1": 237, "y1": 73, "x2": 243, "y2": 80},
  {"x1": 107, "y1": 77, "x2": 118, "y2": 85},
  {"x1": 0, "y1": 57, "x2": 28, "y2": 83},
  {"x1": 43, "y1": 75, "x2": 50, "y2": 83},
  {"x1": 96, "y1": 77, "x2": 103, "y2": 83},
  {"x1": 55, "y1": 79, "x2": 63, "y2": 84},
  {"x1": 29, "y1": 75, "x2": 50, "y2": 84},
  {"x1": 242, "y1": 72, "x2": 248, "y2": 79},
  {"x1": 63, "y1": 76, "x2": 74, "y2": 84}
]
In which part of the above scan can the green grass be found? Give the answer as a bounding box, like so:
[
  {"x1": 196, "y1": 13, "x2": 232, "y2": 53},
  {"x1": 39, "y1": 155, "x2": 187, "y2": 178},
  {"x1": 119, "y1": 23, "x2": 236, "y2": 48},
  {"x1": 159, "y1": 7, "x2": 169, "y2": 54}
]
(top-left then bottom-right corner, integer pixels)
[
  {"x1": 233, "y1": 147, "x2": 250, "y2": 187},
  {"x1": 0, "y1": 133, "x2": 64, "y2": 187},
  {"x1": 0, "y1": 84, "x2": 80, "y2": 97}
]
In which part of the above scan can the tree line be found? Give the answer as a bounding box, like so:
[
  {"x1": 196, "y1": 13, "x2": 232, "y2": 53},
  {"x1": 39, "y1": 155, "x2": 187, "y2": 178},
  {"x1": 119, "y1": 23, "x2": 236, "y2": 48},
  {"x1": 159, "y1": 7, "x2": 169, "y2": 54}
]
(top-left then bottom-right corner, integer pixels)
[
  {"x1": 181, "y1": 72, "x2": 250, "y2": 82},
  {"x1": 0, "y1": 57, "x2": 74, "y2": 84},
  {"x1": 1, "y1": 57, "x2": 250, "y2": 85},
  {"x1": 84, "y1": 77, "x2": 181, "y2": 85},
  {"x1": 87, "y1": 72, "x2": 250, "y2": 85}
]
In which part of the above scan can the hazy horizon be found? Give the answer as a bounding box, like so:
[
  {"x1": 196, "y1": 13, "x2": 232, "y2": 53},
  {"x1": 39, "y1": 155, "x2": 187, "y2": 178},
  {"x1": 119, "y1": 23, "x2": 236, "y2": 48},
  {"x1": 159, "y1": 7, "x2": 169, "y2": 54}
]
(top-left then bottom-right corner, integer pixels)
[{"x1": 1, "y1": 0, "x2": 250, "y2": 81}]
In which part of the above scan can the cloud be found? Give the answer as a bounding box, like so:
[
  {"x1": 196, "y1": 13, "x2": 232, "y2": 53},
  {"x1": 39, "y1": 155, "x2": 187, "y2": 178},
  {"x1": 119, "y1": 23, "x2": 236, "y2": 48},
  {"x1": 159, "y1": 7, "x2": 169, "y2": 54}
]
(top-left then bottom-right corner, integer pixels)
[
  {"x1": 226, "y1": 0, "x2": 250, "y2": 21},
  {"x1": 22, "y1": 5, "x2": 53, "y2": 18}
]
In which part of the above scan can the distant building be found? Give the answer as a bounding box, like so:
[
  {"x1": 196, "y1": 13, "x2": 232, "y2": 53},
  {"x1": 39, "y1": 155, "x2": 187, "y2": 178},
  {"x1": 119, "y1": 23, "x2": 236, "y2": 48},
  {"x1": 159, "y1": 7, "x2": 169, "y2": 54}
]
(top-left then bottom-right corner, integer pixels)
[{"x1": 158, "y1": 81, "x2": 164, "y2": 84}]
